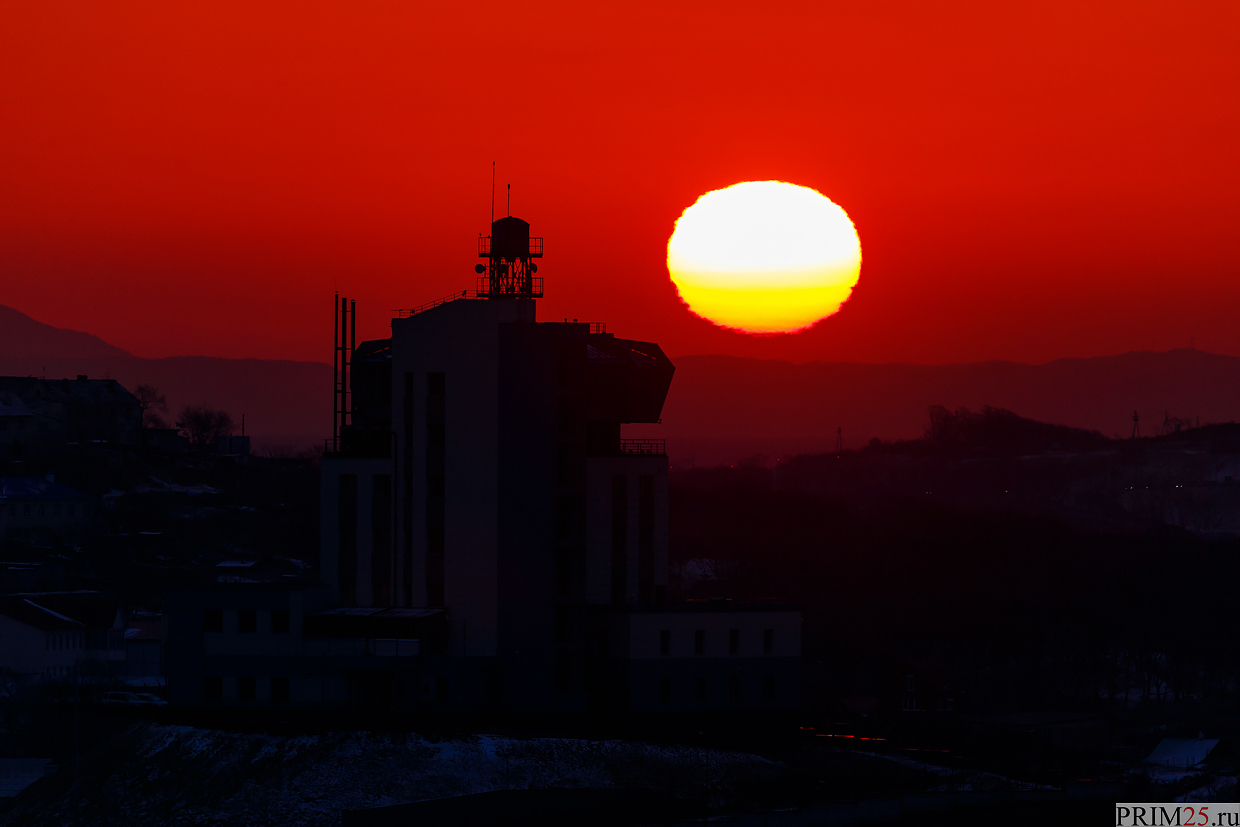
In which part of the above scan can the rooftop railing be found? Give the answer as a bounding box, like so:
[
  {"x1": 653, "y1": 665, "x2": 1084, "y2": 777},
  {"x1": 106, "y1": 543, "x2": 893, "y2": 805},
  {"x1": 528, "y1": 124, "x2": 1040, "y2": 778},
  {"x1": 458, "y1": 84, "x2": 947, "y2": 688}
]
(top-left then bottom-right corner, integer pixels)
[
  {"x1": 619, "y1": 438, "x2": 666, "y2": 456},
  {"x1": 394, "y1": 290, "x2": 476, "y2": 319}
]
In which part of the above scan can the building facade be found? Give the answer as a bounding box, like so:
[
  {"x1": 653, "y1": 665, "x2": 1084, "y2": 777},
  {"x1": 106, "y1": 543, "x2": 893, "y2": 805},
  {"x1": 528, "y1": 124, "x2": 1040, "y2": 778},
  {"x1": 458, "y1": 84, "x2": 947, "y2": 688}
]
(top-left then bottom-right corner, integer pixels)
[
  {"x1": 0, "y1": 591, "x2": 126, "y2": 683},
  {"x1": 169, "y1": 213, "x2": 800, "y2": 721}
]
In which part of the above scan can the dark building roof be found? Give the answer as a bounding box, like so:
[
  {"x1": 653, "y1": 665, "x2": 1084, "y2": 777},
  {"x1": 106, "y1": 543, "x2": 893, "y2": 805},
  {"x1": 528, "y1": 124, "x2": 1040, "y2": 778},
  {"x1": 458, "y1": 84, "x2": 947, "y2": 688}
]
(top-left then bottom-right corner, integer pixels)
[
  {"x1": 125, "y1": 620, "x2": 162, "y2": 641},
  {"x1": 0, "y1": 393, "x2": 34, "y2": 418},
  {"x1": 0, "y1": 478, "x2": 92, "y2": 501},
  {"x1": 611, "y1": 600, "x2": 800, "y2": 614},
  {"x1": 0, "y1": 596, "x2": 85, "y2": 631},
  {"x1": 6, "y1": 592, "x2": 122, "y2": 630}
]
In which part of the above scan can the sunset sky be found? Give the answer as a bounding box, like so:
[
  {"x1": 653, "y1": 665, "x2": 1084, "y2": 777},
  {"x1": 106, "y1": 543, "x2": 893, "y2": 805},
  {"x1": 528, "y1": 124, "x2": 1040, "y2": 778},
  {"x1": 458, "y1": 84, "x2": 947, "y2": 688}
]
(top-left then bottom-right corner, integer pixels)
[{"x1": 1, "y1": 1, "x2": 1237, "y2": 365}]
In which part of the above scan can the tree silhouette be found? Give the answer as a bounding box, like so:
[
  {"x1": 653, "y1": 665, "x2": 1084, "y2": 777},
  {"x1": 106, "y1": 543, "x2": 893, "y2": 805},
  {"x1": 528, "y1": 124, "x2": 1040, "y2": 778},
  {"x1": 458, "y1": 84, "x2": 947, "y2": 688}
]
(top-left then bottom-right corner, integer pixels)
[
  {"x1": 176, "y1": 404, "x2": 234, "y2": 448},
  {"x1": 134, "y1": 383, "x2": 169, "y2": 429}
]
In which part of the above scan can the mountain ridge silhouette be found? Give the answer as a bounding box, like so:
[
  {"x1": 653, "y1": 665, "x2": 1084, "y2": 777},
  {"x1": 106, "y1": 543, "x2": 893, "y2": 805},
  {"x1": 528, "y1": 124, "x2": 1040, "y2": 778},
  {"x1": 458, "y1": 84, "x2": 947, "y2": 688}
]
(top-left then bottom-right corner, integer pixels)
[{"x1": 4, "y1": 304, "x2": 1239, "y2": 461}]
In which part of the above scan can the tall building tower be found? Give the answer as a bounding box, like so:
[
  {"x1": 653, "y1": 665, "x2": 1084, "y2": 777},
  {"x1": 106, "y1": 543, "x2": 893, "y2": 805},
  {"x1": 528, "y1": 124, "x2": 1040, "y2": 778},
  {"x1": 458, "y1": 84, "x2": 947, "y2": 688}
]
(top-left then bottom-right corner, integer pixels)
[{"x1": 314, "y1": 214, "x2": 799, "y2": 718}]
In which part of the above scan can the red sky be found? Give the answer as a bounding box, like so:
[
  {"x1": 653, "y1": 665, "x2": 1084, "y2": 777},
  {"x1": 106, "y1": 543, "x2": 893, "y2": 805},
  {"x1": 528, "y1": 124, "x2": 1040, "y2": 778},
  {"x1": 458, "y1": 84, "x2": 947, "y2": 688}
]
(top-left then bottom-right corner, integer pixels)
[{"x1": 1, "y1": 1, "x2": 1237, "y2": 365}]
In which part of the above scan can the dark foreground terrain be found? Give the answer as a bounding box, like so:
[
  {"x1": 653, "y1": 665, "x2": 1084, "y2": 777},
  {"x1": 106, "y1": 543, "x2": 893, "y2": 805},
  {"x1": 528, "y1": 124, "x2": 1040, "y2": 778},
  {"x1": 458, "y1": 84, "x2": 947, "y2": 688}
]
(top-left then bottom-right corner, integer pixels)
[{"x1": 4, "y1": 409, "x2": 1240, "y2": 823}]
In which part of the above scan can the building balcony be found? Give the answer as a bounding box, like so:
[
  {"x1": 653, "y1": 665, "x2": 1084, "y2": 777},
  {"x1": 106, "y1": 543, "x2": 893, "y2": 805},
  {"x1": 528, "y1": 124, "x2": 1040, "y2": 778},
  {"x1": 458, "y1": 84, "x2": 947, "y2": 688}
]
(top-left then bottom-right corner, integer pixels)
[{"x1": 620, "y1": 439, "x2": 665, "y2": 456}]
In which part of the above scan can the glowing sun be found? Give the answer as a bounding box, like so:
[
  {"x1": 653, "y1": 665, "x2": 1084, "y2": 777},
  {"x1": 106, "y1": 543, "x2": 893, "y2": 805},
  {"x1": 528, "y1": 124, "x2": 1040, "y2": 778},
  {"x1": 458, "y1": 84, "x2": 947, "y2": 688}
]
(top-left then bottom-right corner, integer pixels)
[{"x1": 667, "y1": 181, "x2": 862, "y2": 333}]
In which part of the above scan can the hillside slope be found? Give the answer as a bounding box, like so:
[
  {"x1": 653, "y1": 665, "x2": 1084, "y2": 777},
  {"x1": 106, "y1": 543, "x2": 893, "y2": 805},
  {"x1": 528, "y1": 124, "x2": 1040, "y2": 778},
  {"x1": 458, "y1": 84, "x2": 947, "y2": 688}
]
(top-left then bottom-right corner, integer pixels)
[
  {"x1": 0, "y1": 304, "x2": 133, "y2": 360},
  {"x1": 640, "y1": 349, "x2": 1240, "y2": 465},
  {"x1": 5, "y1": 304, "x2": 1240, "y2": 463}
]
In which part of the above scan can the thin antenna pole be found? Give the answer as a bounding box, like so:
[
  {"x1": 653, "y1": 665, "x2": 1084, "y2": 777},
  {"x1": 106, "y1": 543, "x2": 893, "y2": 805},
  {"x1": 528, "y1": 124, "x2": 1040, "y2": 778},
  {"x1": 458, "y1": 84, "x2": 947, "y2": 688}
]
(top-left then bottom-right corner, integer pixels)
[
  {"x1": 507, "y1": 183, "x2": 510, "y2": 217},
  {"x1": 333, "y1": 292, "x2": 340, "y2": 450},
  {"x1": 491, "y1": 162, "x2": 495, "y2": 226},
  {"x1": 348, "y1": 299, "x2": 356, "y2": 427}
]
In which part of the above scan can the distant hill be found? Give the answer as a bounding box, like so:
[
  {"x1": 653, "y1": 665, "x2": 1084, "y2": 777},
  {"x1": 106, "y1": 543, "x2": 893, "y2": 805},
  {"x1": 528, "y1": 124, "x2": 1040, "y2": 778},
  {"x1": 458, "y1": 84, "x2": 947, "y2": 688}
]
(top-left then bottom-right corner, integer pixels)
[
  {"x1": 632, "y1": 350, "x2": 1240, "y2": 466},
  {"x1": 0, "y1": 305, "x2": 330, "y2": 451},
  {"x1": 0, "y1": 304, "x2": 133, "y2": 360},
  {"x1": 4, "y1": 304, "x2": 1240, "y2": 463}
]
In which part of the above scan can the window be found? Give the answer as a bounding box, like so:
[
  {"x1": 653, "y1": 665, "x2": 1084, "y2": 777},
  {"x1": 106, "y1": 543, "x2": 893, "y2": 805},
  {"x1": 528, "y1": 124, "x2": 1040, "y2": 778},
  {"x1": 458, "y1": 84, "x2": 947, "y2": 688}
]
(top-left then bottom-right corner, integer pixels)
[
  {"x1": 659, "y1": 677, "x2": 671, "y2": 702},
  {"x1": 53, "y1": 504, "x2": 61, "y2": 517},
  {"x1": 659, "y1": 630, "x2": 670, "y2": 656},
  {"x1": 37, "y1": 504, "x2": 44, "y2": 517},
  {"x1": 555, "y1": 652, "x2": 572, "y2": 691},
  {"x1": 237, "y1": 609, "x2": 256, "y2": 634},
  {"x1": 763, "y1": 676, "x2": 775, "y2": 700},
  {"x1": 610, "y1": 475, "x2": 627, "y2": 605},
  {"x1": 906, "y1": 675, "x2": 915, "y2": 692},
  {"x1": 203, "y1": 676, "x2": 223, "y2": 701},
  {"x1": 270, "y1": 677, "x2": 289, "y2": 703},
  {"x1": 203, "y1": 609, "x2": 223, "y2": 633},
  {"x1": 271, "y1": 610, "x2": 290, "y2": 634},
  {"x1": 237, "y1": 676, "x2": 256, "y2": 701},
  {"x1": 694, "y1": 629, "x2": 705, "y2": 655},
  {"x1": 339, "y1": 474, "x2": 359, "y2": 606},
  {"x1": 763, "y1": 629, "x2": 774, "y2": 655},
  {"x1": 425, "y1": 373, "x2": 446, "y2": 608},
  {"x1": 729, "y1": 676, "x2": 741, "y2": 700},
  {"x1": 729, "y1": 629, "x2": 739, "y2": 655},
  {"x1": 694, "y1": 676, "x2": 706, "y2": 702}
]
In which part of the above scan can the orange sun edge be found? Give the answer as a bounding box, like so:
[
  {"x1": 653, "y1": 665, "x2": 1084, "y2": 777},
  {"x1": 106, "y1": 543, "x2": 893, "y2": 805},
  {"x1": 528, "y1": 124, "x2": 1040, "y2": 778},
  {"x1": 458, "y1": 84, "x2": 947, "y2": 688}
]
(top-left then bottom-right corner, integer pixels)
[{"x1": 671, "y1": 283, "x2": 856, "y2": 336}]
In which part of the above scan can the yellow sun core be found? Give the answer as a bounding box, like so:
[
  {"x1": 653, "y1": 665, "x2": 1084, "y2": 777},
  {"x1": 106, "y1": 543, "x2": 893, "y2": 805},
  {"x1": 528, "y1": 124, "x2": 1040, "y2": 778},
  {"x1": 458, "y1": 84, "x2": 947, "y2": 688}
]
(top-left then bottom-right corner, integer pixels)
[{"x1": 667, "y1": 181, "x2": 862, "y2": 333}]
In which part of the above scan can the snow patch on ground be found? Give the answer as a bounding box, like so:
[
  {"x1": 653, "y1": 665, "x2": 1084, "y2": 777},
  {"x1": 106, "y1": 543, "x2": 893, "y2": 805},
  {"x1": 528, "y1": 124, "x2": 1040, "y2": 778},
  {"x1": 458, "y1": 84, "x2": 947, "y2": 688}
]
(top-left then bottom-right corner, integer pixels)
[{"x1": 0, "y1": 724, "x2": 782, "y2": 827}]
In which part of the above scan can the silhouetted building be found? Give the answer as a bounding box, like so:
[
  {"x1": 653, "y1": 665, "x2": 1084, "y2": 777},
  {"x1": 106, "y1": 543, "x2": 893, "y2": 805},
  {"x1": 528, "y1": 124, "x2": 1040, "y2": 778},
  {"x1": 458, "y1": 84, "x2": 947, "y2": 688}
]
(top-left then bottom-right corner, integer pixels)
[
  {"x1": 164, "y1": 583, "x2": 448, "y2": 708},
  {"x1": 0, "y1": 376, "x2": 141, "y2": 459},
  {"x1": 215, "y1": 434, "x2": 250, "y2": 456},
  {"x1": 167, "y1": 213, "x2": 800, "y2": 720},
  {"x1": 123, "y1": 618, "x2": 164, "y2": 680},
  {"x1": 0, "y1": 591, "x2": 125, "y2": 684},
  {"x1": 0, "y1": 476, "x2": 96, "y2": 549}
]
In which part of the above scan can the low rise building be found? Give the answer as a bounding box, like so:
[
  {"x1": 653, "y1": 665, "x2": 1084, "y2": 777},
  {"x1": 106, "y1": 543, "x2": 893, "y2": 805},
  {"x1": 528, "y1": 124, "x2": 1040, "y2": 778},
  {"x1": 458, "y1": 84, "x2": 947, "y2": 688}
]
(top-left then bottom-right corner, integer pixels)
[
  {"x1": 0, "y1": 376, "x2": 142, "y2": 460},
  {"x1": 0, "y1": 476, "x2": 96, "y2": 549},
  {"x1": 0, "y1": 591, "x2": 126, "y2": 683}
]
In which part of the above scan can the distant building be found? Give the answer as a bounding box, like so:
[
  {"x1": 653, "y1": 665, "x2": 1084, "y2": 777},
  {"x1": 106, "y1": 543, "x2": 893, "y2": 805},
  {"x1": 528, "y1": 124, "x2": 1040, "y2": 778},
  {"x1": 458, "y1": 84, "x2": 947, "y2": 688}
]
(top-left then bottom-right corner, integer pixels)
[
  {"x1": 142, "y1": 427, "x2": 189, "y2": 454},
  {"x1": 166, "y1": 213, "x2": 800, "y2": 721},
  {"x1": 165, "y1": 583, "x2": 444, "y2": 708},
  {"x1": 0, "y1": 591, "x2": 126, "y2": 684},
  {"x1": 215, "y1": 434, "x2": 250, "y2": 456},
  {"x1": 123, "y1": 617, "x2": 164, "y2": 680},
  {"x1": 0, "y1": 376, "x2": 142, "y2": 459},
  {"x1": 0, "y1": 476, "x2": 96, "y2": 549}
]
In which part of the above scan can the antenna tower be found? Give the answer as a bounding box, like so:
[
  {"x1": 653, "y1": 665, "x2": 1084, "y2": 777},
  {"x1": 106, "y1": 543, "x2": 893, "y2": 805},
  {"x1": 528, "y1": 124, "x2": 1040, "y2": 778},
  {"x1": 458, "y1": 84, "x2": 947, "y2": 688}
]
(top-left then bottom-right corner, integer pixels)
[
  {"x1": 332, "y1": 293, "x2": 355, "y2": 452},
  {"x1": 476, "y1": 185, "x2": 544, "y2": 298}
]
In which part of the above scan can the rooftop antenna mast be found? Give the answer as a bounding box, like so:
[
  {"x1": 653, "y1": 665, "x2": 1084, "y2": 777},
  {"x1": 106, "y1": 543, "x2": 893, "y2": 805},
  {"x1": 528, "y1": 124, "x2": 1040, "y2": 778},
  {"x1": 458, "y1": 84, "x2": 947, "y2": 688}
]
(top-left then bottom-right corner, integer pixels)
[
  {"x1": 491, "y1": 161, "x2": 495, "y2": 226},
  {"x1": 1131, "y1": 410, "x2": 1140, "y2": 439},
  {"x1": 507, "y1": 183, "x2": 511, "y2": 217}
]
